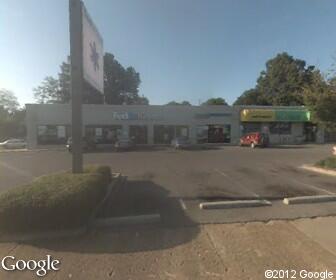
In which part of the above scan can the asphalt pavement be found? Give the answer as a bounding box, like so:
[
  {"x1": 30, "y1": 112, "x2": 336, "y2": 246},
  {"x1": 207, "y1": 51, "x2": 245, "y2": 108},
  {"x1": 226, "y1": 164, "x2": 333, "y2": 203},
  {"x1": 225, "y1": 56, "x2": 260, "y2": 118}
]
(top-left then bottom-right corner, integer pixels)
[{"x1": 0, "y1": 144, "x2": 335, "y2": 223}]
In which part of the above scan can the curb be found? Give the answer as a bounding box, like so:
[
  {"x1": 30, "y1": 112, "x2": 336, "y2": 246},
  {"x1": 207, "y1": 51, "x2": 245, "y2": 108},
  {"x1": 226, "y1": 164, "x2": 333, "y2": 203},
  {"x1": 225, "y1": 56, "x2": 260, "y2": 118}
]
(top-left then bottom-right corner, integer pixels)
[
  {"x1": 300, "y1": 164, "x2": 336, "y2": 177},
  {"x1": 283, "y1": 195, "x2": 336, "y2": 205},
  {"x1": 88, "y1": 173, "x2": 124, "y2": 222},
  {"x1": 199, "y1": 199, "x2": 272, "y2": 210},
  {"x1": 92, "y1": 213, "x2": 161, "y2": 228}
]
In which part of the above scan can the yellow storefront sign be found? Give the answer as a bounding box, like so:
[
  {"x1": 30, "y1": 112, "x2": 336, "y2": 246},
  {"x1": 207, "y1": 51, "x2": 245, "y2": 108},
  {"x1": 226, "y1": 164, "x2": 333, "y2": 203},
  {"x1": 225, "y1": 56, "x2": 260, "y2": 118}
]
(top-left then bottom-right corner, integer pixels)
[{"x1": 241, "y1": 109, "x2": 275, "y2": 122}]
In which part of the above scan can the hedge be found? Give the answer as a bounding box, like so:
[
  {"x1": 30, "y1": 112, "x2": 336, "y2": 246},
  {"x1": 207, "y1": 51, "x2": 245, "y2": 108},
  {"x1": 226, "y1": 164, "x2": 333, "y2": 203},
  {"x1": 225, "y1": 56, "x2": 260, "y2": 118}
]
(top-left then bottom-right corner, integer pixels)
[{"x1": 0, "y1": 165, "x2": 112, "y2": 233}]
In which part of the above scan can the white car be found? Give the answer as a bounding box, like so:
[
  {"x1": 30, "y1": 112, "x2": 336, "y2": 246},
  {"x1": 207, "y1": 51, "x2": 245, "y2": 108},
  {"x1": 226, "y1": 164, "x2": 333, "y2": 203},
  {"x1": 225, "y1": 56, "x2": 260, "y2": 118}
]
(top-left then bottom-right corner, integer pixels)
[{"x1": 0, "y1": 139, "x2": 27, "y2": 149}]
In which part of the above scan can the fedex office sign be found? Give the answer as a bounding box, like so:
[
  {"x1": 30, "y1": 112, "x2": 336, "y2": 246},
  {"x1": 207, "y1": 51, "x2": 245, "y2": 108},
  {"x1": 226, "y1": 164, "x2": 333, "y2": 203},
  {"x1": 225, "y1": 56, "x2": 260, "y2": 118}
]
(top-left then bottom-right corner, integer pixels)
[{"x1": 112, "y1": 112, "x2": 146, "y2": 120}]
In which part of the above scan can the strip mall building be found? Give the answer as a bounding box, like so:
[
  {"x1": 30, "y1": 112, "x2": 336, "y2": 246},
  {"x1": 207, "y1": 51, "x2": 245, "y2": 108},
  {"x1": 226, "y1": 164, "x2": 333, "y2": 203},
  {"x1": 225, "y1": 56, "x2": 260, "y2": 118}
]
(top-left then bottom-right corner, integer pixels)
[{"x1": 25, "y1": 104, "x2": 324, "y2": 149}]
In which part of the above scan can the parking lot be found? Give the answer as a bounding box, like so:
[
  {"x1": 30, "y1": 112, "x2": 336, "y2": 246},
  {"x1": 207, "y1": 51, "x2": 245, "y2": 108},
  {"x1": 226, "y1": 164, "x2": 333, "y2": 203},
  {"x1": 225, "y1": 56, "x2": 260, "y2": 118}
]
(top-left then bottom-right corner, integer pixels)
[{"x1": 0, "y1": 144, "x2": 336, "y2": 224}]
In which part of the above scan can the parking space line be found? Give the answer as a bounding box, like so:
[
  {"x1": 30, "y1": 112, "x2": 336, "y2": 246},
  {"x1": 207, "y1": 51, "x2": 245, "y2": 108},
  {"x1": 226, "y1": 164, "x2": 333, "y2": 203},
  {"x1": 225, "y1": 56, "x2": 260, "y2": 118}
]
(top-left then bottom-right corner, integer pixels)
[
  {"x1": 179, "y1": 198, "x2": 187, "y2": 210},
  {"x1": 289, "y1": 178, "x2": 335, "y2": 195},
  {"x1": 214, "y1": 168, "x2": 260, "y2": 198}
]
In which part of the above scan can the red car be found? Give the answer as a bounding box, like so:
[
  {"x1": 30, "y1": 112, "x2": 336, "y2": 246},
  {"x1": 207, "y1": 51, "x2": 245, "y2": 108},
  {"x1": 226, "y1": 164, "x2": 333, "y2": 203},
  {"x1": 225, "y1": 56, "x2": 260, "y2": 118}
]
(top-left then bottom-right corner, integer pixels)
[{"x1": 240, "y1": 132, "x2": 269, "y2": 148}]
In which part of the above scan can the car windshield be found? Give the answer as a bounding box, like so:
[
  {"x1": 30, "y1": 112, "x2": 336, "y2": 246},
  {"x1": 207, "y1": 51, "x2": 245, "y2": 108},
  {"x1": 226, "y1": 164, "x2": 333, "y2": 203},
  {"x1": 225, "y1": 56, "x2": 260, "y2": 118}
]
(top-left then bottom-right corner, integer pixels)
[{"x1": 1, "y1": 1, "x2": 336, "y2": 279}]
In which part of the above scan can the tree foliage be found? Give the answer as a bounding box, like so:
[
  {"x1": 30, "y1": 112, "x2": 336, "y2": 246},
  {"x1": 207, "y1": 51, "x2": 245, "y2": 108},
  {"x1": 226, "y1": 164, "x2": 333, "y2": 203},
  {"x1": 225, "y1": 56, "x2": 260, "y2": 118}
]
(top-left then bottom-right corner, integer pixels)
[
  {"x1": 0, "y1": 89, "x2": 19, "y2": 113},
  {"x1": 166, "y1": 100, "x2": 191, "y2": 106},
  {"x1": 234, "y1": 52, "x2": 316, "y2": 106},
  {"x1": 0, "y1": 89, "x2": 25, "y2": 141},
  {"x1": 103, "y1": 53, "x2": 147, "y2": 105},
  {"x1": 303, "y1": 71, "x2": 336, "y2": 126},
  {"x1": 33, "y1": 52, "x2": 148, "y2": 105},
  {"x1": 202, "y1": 97, "x2": 228, "y2": 105},
  {"x1": 33, "y1": 76, "x2": 60, "y2": 104}
]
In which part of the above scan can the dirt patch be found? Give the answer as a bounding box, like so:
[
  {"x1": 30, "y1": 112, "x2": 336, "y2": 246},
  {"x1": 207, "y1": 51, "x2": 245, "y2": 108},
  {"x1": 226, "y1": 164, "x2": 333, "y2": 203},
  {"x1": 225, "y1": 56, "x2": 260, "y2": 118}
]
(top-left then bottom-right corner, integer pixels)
[
  {"x1": 278, "y1": 165, "x2": 302, "y2": 174},
  {"x1": 264, "y1": 184, "x2": 318, "y2": 198},
  {"x1": 196, "y1": 186, "x2": 240, "y2": 200}
]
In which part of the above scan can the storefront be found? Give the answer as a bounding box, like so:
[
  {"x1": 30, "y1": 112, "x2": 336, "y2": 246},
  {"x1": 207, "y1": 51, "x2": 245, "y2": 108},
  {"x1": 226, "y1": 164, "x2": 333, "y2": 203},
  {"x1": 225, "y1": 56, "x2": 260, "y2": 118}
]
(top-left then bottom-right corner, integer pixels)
[
  {"x1": 239, "y1": 108, "x2": 317, "y2": 144},
  {"x1": 37, "y1": 125, "x2": 70, "y2": 144},
  {"x1": 196, "y1": 125, "x2": 231, "y2": 143},
  {"x1": 85, "y1": 125, "x2": 122, "y2": 144},
  {"x1": 153, "y1": 125, "x2": 189, "y2": 144},
  {"x1": 25, "y1": 104, "x2": 322, "y2": 148}
]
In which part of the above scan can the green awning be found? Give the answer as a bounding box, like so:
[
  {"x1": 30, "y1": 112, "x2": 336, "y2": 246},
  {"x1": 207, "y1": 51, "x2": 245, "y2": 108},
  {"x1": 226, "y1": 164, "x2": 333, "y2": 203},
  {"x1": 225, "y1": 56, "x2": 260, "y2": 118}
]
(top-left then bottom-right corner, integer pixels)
[{"x1": 275, "y1": 110, "x2": 310, "y2": 122}]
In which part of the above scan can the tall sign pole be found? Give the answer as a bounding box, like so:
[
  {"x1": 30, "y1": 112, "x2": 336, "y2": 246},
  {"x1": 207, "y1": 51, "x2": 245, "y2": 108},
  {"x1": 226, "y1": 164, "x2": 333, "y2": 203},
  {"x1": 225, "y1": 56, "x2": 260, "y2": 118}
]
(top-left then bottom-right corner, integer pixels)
[
  {"x1": 69, "y1": 0, "x2": 104, "y2": 174},
  {"x1": 69, "y1": 0, "x2": 83, "y2": 173}
]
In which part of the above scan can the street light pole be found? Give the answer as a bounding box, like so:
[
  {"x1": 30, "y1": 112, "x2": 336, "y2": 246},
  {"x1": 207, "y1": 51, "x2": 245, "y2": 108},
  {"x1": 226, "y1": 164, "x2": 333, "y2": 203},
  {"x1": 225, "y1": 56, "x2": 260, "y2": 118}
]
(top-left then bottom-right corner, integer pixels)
[{"x1": 69, "y1": 0, "x2": 83, "y2": 173}]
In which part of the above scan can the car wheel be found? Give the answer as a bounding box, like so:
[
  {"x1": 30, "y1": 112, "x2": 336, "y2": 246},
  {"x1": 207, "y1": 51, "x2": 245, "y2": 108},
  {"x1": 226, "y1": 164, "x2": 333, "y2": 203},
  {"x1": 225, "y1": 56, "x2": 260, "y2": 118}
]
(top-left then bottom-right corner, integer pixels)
[{"x1": 250, "y1": 142, "x2": 255, "y2": 149}]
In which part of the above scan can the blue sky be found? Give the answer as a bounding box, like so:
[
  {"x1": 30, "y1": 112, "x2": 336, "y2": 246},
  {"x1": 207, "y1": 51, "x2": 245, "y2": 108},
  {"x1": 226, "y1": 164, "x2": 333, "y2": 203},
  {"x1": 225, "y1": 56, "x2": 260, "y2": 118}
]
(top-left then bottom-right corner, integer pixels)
[{"x1": 1, "y1": 0, "x2": 336, "y2": 106}]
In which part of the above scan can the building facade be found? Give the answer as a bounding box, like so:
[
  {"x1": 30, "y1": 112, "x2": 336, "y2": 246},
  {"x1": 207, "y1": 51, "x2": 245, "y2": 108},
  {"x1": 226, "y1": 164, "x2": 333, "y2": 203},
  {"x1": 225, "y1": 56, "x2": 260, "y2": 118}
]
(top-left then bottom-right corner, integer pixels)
[{"x1": 25, "y1": 104, "x2": 322, "y2": 149}]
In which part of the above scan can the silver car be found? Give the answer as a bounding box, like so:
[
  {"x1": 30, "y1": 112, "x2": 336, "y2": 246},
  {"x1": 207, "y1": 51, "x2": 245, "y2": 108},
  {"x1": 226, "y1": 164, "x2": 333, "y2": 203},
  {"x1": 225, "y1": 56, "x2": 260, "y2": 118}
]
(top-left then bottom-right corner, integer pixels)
[
  {"x1": 171, "y1": 137, "x2": 191, "y2": 149},
  {"x1": 0, "y1": 139, "x2": 27, "y2": 149},
  {"x1": 114, "y1": 136, "x2": 135, "y2": 151}
]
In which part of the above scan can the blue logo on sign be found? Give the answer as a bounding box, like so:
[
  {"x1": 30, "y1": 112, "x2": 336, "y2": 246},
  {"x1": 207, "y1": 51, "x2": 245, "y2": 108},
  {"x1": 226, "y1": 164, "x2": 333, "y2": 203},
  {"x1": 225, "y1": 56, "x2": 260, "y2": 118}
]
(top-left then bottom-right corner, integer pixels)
[{"x1": 90, "y1": 41, "x2": 99, "y2": 72}]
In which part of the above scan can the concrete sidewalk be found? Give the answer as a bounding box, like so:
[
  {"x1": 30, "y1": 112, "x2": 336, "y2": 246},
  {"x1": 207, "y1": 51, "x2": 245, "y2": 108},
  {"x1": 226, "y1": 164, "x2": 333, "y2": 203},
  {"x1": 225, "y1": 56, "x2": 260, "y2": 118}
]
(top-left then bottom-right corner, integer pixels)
[
  {"x1": 292, "y1": 216, "x2": 336, "y2": 258},
  {"x1": 0, "y1": 217, "x2": 335, "y2": 279}
]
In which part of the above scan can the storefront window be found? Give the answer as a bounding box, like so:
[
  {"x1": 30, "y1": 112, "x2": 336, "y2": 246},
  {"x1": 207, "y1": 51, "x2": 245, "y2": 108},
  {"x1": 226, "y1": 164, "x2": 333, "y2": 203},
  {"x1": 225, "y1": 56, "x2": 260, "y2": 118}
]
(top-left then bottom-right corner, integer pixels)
[
  {"x1": 175, "y1": 126, "x2": 189, "y2": 138},
  {"x1": 154, "y1": 125, "x2": 189, "y2": 144},
  {"x1": 196, "y1": 126, "x2": 208, "y2": 144},
  {"x1": 85, "y1": 125, "x2": 122, "y2": 144},
  {"x1": 154, "y1": 125, "x2": 175, "y2": 144},
  {"x1": 208, "y1": 124, "x2": 231, "y2": 143},
  {"x1": 37, "y1": 125, "x2": 69, "y2": 144},
  {"x1": 129, "y1": 125, "x2": 148, "y2": 144},
  {"x1": 242, "y1": 123, "x2": 262, "y2": 134},
  {"x1": 269, "y1": 122, "x2": 291, "y2": 135}
]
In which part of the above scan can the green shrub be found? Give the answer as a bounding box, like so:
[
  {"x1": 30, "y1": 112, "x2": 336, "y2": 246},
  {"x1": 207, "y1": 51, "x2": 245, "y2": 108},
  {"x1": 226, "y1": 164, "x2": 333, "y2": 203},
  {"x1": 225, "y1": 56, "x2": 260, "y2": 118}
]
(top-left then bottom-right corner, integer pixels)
[
  {"x1": 315, "y1": 156, "x2": 336, "y2": 170},
  {"x1": 0, "y1": 165, "x2": 112, "y2": 233}
]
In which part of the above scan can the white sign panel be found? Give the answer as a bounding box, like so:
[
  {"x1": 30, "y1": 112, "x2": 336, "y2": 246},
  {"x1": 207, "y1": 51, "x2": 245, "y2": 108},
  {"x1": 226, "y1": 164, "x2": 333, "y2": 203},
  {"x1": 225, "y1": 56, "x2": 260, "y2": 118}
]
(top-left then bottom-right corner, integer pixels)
[{"x1": 82, "y1": 4, "x2": 104, "y2": 93}]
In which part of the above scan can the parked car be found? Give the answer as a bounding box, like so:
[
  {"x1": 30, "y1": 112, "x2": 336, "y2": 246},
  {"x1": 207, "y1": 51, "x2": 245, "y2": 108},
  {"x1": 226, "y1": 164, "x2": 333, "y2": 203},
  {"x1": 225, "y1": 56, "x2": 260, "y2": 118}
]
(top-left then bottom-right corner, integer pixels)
[
  {"x1": 171, "y1": 137, "x2": 191, "y2": 149},
  {"x1": 66, "y1": 137, "x2": 96, "y2": 152},
  {"x1": 240, "y1": 132, "x2": 269, "y2": 148},
  {"x1": 0, "y1": 139, "x2": 26, "y2": 149},
  {"x1": 114, "y1": 136, "x2": 135, "y2": 151}
]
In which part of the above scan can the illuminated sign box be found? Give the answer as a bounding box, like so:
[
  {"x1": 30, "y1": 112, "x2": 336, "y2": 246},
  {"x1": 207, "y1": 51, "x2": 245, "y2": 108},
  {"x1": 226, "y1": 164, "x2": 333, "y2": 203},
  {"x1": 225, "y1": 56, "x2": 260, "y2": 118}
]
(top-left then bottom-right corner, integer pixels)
[
  {"x1": 241, "y1": 109, "x2": 310, "y2": 122},
  {"x1": 241, "y1": 109, "x2": 275, "y2": 122}
]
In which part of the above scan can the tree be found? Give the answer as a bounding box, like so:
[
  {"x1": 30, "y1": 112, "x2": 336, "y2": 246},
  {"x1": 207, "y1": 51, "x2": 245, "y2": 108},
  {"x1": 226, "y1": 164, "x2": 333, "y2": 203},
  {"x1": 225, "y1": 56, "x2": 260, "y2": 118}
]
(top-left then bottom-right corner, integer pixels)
[
  {"x1": 304, "y1": 71, "x2": 336, "y2": 127},
  {"x1": 234, "y1": 52, "x2": 316, "y2": 106},
  {"x1": 233, "y1": 89, "x2": 269, "y2": 106},
  {"x1": 0, "y1": 89, "x2": 19, "y2": 113},
  {"x1": 33, "y1": 76, "x2": 60, "y2": 104},
  {"x1": 0, "y1": 89, "x2": 25, "y2": 140},
  {"x1": 103, "y1": 53, "x2": 144, "y2": 105},
  {"x1": 57, "y1": 58, "x2": 71, "y2": 103},
  {"x1": 202, "y1": 97, "x2": 228, "y2": 105},
  {"x1": 166, "y1": 100, "x2": 191, "y2": 106},
  {"x1": 34, "y1": 53, "x2": 147, "y2": 105}
]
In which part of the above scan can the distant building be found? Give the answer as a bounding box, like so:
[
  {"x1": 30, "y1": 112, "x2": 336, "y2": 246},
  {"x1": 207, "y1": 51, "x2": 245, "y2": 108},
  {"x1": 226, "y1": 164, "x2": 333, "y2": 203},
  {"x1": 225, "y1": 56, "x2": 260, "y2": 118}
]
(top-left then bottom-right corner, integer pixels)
[{"x1": 25, "y1": 104, "x2": 323, "y2": 149}]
